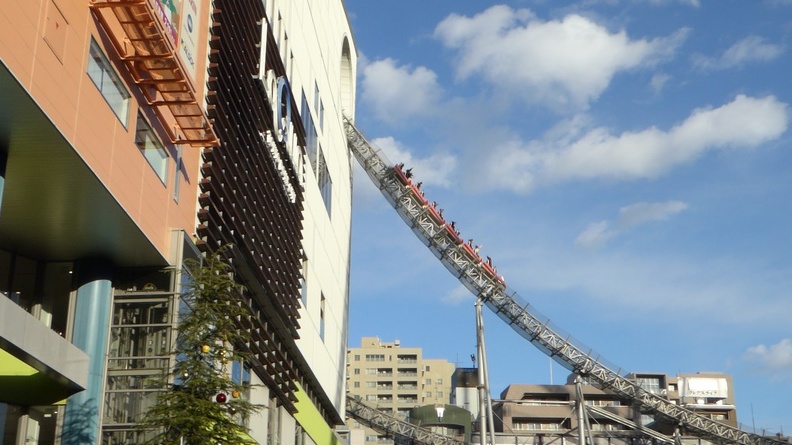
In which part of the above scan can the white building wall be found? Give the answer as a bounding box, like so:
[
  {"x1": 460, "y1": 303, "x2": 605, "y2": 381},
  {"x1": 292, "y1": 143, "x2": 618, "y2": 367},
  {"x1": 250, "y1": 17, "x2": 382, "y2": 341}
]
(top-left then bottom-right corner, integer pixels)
[
  {"x1": 248, "y1": 373, "x2": 271, "y2": 445},
  {"x1": 266, "y1": 0, "x2": 357, "y2": 419}
]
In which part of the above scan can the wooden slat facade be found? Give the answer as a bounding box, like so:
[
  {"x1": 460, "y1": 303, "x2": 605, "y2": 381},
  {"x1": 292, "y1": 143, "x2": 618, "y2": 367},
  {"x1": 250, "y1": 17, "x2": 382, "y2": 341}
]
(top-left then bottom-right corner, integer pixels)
[{"x1": 196, "y1": 0, "x2": 342, "y2": 426}]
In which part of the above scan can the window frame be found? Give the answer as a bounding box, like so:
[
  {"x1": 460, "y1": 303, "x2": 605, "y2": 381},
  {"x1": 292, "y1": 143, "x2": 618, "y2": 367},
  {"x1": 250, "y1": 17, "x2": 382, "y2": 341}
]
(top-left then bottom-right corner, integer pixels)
[
  {"x1": 135, "y1": 112, "x2": 169, "y2": 184},
  {"x1": 86, "y1": 38, "x2": 131, "y2": 127}
]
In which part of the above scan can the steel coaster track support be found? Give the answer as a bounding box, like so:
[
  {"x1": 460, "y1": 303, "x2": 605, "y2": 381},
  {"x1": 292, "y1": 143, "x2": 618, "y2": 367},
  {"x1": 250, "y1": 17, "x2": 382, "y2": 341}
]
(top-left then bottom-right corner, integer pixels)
[
  {"x1": 475, "y1": 297, "x2": 497, "y2": 445},
  {"x1": 344, "y1": 118, "x2": 785, "y2": 445}
]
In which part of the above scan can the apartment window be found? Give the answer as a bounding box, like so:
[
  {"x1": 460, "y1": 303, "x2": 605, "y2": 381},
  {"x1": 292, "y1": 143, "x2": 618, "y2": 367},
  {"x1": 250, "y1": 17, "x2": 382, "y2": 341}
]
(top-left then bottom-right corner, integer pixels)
[
  {"x1": 366, "y1": 354, "x2": 385, "y2": 362},
  {"x1": 365, "y1": 395, "x2": 377, "y2": 402},
  {"x1": 637, "y1": 377, "x2": 662, "y2": 394},
  {"x1": 87, "y1": 39, "x2": 130, "y2": 126},
  {"x1": 436, "y1": 378, "x2": 443, "y2": 385},
  {"x1": 353, "y1": 368, "x2": 360, "y2": 375},
  {"x1": 437, "y1": 391, "x2": 444, "y2": 399},
  {"x1": 425, "y1": 391, "x2": 432, "y2": 398},
  {"x1": 135, "y1": 113, "x2": 169, "y2": 184},
  {"x1": 353, "y1": 382, "x2": 360, "y2": 388},
  {"x1": 425, "y1": 378, "x2": 432, "y2": 385},
  {"x1": 354, "y1": 355, "x2": 360, "y2": 361},
  {"x1": 365, "y1": 368, "x2": 377, "y2": 375},
  {"x1": 366, "y1": 382, "x2": 376, "y2": 389},
  {"x1": 513, "y1": 420, "x2": 563, "y2": 431},
  {"x1": 425, "y1": 365, "x2": 431, "y2": 372}
]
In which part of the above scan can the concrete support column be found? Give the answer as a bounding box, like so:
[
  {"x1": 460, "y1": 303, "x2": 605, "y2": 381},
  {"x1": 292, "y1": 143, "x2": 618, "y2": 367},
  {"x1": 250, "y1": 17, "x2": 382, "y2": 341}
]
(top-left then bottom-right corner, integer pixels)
[{"x1": 61, "y1": 259, "x2": 113, "y2": 445}]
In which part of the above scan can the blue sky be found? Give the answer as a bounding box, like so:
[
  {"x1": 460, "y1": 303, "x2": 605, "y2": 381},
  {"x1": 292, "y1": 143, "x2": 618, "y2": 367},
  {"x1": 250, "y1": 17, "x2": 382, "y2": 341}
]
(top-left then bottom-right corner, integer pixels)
[{"x1": 343, "y1": 0, "x2": 792, "y2": 434}]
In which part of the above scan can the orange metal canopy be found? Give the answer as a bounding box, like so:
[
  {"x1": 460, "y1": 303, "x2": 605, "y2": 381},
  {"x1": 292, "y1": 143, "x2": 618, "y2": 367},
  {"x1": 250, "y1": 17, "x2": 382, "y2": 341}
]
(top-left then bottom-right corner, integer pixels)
[{"x1": 90, "y1": 0, "x2": 219, "y2": 147}]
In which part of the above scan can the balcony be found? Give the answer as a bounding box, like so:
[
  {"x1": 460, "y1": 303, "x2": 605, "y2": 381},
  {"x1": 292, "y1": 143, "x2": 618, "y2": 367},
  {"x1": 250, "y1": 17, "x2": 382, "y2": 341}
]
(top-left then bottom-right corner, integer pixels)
[{"x1": 89, "y1": 0, "x2": 218, "y2": 147}]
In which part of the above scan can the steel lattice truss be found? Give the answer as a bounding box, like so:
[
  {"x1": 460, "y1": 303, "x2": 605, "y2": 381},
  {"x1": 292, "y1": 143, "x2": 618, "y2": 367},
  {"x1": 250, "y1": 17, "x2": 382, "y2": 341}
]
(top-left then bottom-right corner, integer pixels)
[
  {"x1": 347, "y1": 397, "x2": 465, "y2": 445},
  {"x1": 345, "y1": 119, "x2": 785, "y2": 445}
]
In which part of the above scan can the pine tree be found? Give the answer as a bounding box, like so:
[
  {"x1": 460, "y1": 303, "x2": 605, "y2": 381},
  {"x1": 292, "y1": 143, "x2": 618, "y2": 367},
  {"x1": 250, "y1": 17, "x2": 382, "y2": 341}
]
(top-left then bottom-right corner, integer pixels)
[{"x1": 140, "y1": 250, "x2": 261, "y2": 445}]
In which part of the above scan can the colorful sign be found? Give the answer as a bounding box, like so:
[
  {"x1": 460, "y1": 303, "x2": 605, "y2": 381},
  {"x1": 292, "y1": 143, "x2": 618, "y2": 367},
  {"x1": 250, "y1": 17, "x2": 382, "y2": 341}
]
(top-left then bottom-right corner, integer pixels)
[
  {"x1": 178, "y1": 0, "x2": 200, "y2": 81},
  {"x1": 154, "y1": 0, "x2": 179, "y2": 45}
]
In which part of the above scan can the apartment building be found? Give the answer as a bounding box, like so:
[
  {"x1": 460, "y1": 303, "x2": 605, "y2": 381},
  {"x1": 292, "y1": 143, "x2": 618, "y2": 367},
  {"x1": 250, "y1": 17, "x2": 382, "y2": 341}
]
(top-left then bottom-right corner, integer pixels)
[
  {"x1": 347, "y1": 337, "x2": 455, "y2": 443},
  {"x1": 0, "y1": 0, "x2": 355, "y2": 444},
  {"x1": 492, "y1": 372, "x2": 738, "y2": 443}
]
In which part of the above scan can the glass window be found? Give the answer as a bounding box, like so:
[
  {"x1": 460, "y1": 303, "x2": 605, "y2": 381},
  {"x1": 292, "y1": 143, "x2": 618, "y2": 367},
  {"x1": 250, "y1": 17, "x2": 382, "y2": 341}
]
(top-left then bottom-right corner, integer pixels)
[
  {"x1": 319, "y1": 293, "x2": 325, "y2": 341},
  {"x1": 301, "y1": 92, "x2": 318, "y2": 171},
  {"x1": 317, "y1": 148, "x2": 332, "y2": 216},
  {"x1": 87, "y1": 39, "x2": 130, "y2": 126},
  {"x1": 173, "y1": 145, "x2": 183, "y2": 202},
  {"x1": 300, "y1": 259, "x2": 308, "y2": 306},
  {"x1": 637, "y1": 377, "x2": 662, "y2": 394},
  {"x1": 135, "y1": 113, "x2": 169, "y2": 184}
]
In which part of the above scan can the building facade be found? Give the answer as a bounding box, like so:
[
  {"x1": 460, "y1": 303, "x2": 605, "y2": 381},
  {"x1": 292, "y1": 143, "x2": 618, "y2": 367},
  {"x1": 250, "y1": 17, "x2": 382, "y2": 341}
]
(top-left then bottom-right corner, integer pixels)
[
  {"x1": 0, "y1": 0, "x2": 355, "y2": 443},
  {"x1": 491, "y1": 372, "x2": 739, "y2": 444},
  {"x1": 346, "y1": 337, "x2": 455, "y2": 445}
]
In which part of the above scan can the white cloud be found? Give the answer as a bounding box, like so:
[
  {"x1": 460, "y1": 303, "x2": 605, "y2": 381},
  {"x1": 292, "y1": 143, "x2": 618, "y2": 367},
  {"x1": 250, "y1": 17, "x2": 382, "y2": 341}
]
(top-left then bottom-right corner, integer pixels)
[
  {"x1": 370, "y1": 136, "x2": 456, "y2": 188},
  {"x1": 500, "y1": 235, "x2": 792, "y2": 328},
  {"x1": 694, "y1": 36, "x2": 784, "y2": 71},
  {"x1": 617, "y1": 201, "x2": 688, "y2": 228},
  {"x1": 575, "y1": 201, "x2": 687, "y2": 249},
  {"x1": 434, "y1": 5, "x2": 688, "y2": 111},
  {"x1": 644, "y1": 0, "x2": 700, "y2": 6},
  {"x1": 352, "y1": 135, "x2": 457, "y2": 207},
  {"x1": 360, "y1": 58, "x2": 442, "y2": 124},
  {"x1": 442, "y1": 285, "x2": 475, "y2": 305},
  {"x1": 743, "y1": 339, "x2": 792, "y2": 378},
  {"x1": 575, "y1": 220, "x2": 616, "y2": 249},
  {"x1": 650, "y1": 73, "x2": 671, "y2": 94},
  {"x1": 481, "y1": 95, "x2": 788, "y2": 193}
]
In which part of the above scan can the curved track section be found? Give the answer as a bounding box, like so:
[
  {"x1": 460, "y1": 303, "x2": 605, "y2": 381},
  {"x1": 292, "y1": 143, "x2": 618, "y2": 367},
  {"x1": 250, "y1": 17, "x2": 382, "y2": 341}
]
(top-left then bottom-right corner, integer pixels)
[
  {"x1": 347, "y1": 397, "x2": 464, "y2": 445},
  {"x1": 345, "y1": 119, "x2": 784, "y2": 445}
]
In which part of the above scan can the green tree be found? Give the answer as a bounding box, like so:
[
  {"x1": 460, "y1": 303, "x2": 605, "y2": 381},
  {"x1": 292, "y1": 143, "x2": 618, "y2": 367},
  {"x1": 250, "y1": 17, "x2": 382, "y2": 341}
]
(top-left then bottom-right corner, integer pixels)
[{"x1": 140, "y1": 250, "x2": 260, "y2": 445}]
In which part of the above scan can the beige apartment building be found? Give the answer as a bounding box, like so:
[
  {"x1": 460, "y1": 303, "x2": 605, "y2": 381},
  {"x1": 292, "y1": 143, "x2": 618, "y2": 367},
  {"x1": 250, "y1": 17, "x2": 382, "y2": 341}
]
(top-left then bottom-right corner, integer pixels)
[
  {"x1": 494, "y1": 371, "x2": 739, "y2": 442},
  {"x1": 347, "y1": 337, "x2": 455, "y2": 442}
]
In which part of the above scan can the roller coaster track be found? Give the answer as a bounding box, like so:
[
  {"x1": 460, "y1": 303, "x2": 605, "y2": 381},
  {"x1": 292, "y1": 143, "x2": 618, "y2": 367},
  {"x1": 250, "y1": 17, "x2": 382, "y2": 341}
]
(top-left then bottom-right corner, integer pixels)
[
  {"x1": 344, "y1": 118, "x2": 785, "y2": 445},
  {"x1": 346, "y1": 397, "x2": 465, "y2": 445}
]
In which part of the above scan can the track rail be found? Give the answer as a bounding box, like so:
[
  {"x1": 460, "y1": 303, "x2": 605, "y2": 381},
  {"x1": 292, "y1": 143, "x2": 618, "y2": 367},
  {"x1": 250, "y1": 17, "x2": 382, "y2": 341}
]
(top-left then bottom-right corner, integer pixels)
[
  {"x1": 345, "y1": 119, "x2": 785, "y2": 445},
  {"x1": 347, "y1": 397, "x2": 464, "y2": 445}
]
